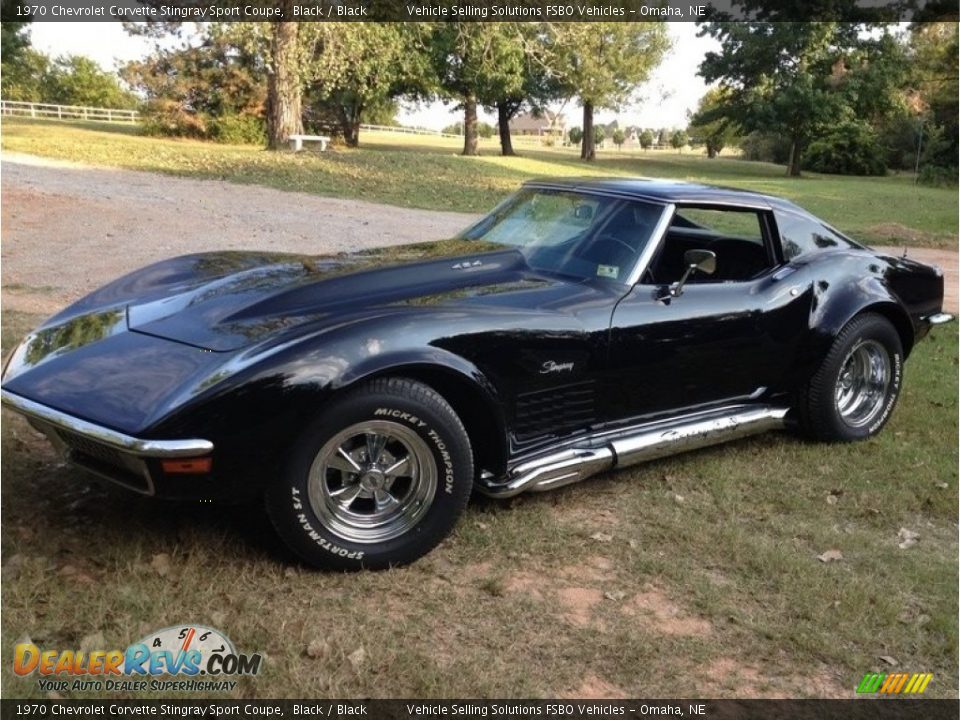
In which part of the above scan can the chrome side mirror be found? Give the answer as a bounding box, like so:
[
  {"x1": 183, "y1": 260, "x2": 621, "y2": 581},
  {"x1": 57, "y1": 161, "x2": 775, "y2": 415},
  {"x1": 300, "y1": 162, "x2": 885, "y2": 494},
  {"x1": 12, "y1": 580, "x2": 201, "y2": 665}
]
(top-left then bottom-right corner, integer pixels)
[{"x1": 670, "y1": 249, "x2": 716, "y2": 297}]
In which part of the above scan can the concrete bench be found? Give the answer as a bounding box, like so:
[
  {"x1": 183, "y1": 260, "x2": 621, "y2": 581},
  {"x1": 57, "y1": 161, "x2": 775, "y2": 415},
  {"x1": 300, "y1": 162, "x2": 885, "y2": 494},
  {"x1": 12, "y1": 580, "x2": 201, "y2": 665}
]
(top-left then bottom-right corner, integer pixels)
[{"x1": 289, "y1": 134, "x2": 330, "y2": 152}]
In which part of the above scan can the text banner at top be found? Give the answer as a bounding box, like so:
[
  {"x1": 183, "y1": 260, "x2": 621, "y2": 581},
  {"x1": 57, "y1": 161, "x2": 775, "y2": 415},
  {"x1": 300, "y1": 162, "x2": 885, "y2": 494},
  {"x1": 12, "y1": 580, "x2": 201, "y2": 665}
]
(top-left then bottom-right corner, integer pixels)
[{"x1": 11, "y1": 0, "x2": 955, "y2": 23}]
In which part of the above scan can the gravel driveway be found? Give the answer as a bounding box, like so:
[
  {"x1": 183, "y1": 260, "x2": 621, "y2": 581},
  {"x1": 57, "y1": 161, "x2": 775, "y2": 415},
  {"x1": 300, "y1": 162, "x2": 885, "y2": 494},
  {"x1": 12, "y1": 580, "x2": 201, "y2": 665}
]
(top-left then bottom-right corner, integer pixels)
[
  {"x1": 1, "y1": 153, "x2": 479, "y2": 314},
  {"x1": 2, "y1": 152, "x2": 955, "y2": 315}
]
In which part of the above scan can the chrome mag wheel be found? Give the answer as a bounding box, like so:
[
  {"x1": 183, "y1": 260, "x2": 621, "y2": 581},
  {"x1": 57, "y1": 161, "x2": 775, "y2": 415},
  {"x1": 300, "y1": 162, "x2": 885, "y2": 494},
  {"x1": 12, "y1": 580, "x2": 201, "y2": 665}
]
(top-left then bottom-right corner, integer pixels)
[
  {"x1": 307, "y1": 420, "x2": 437, "y2": 543},
  {"x1": 834, "y1": 339, "x2": 891, "y2": 428}
]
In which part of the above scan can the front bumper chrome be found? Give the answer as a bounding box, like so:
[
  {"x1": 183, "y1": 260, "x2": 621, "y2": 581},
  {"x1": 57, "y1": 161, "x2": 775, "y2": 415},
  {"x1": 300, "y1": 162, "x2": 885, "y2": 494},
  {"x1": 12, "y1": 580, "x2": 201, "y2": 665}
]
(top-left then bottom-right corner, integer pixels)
[
  {"x1": 0, "y1": 389, "x2": 213, "y2": 458},
  {"x1": 924, "y1": 312, "x2": 955, "y2": 326}
]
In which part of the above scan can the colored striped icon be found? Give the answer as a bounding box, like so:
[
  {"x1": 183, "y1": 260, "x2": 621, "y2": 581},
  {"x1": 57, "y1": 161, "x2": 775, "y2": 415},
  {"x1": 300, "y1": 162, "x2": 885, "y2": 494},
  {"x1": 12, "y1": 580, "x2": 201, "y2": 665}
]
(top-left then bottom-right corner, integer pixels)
[{"x1": 856, "y1": 672, "x2": 933, "y2": 694}]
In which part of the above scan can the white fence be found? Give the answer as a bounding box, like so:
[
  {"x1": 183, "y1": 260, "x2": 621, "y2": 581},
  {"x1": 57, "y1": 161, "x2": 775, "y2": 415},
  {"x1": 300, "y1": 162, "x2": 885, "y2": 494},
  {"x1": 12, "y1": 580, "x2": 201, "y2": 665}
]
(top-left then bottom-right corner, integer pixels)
[
  {"x1": 358, "y1": 123, "x2": 462, "y2": 139},
  {"x1": 1, "y1": 100, "x2": 140, "y2": 123}
]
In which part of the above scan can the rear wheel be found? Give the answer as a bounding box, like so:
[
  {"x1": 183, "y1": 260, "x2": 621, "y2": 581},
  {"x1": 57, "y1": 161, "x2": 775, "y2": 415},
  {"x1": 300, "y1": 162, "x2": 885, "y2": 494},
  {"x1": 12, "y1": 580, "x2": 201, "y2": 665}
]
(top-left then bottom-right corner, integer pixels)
[
  {"x1": 798, "y1": 313, "x2": 903, "y2": 442},
  {"x1": 265, "y1": 377, "x2": 473, "y2": 570}
]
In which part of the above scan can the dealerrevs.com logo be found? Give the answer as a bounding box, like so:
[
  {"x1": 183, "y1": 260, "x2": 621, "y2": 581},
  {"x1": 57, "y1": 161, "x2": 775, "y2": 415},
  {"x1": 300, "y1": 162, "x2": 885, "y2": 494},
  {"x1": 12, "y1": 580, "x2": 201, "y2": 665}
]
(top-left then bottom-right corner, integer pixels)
[{"x1": 13, "y1": 625, "x2": 262, "y2": 693}]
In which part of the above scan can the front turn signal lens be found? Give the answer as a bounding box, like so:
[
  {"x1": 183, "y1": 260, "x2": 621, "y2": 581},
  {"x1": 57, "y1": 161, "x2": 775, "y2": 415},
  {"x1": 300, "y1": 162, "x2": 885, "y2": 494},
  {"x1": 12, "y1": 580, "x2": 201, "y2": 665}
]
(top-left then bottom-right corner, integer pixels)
[{"x1": 162, "y1": 457, "x2": 213, "y2": 474}]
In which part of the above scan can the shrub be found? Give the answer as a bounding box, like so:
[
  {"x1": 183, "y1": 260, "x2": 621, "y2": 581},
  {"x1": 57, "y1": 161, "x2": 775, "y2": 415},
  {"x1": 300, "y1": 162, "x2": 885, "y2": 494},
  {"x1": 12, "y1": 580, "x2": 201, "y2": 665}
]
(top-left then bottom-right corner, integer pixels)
[
  {"x1": 209, "y1": 113, "x2": 266, "y2": 145},
  {"x1": 140, "y1": 100, "x2": 209, "y2": 139},
  {"x1": 918, "y1": 164, "x2": 958, "y2": 187},
  {"x1": 804, "y1": 121, "x2": 886, "y2": 176}
]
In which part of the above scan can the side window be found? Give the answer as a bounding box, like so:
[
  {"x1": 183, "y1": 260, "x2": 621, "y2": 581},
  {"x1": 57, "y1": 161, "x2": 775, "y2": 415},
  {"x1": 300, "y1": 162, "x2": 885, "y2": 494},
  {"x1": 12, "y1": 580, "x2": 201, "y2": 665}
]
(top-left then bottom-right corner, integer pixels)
[
  {"x1": 673, "y1": 208, "x2": 765, "y2": 244},
  {"x1": 647, "y1": 206, "x2": 774, "y2": 284},
  {"x1": 775, "y1": 210, "x2": 855, "y2": 261}
]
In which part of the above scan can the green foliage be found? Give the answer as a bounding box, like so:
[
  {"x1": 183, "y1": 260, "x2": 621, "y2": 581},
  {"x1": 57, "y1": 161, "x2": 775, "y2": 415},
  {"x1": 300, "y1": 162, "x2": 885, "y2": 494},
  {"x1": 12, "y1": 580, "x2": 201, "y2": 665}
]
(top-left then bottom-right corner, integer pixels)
[
  {"x1": 670, "y1": 130, "x2": 689, "y2": 151},
  {"x1": 546, "y1": 23, "x2": 669, "y2": 159},
  {"x1": 0, "y1": 48, "x2": 50, "y2": 102},
  {"x1": 593, "y1": 125, "x2": 605, "y2": 145},
  {"x1": 209, "y1": 113, "x2": 266, "y2": 145},
  {"x1": 740, "y1": 131, "x2": 793, "y2": 164},
  {"x1": 687, "y1": 87, "x2": 739, "y2": 158},
  {"x1": 304, "y1": 24, "x2": 424, "y2": 147},
  {"x1": 638, "y1": 129, "x2": 655, "y2": 149},
  {"x1": 45, "y1": 55, "x2": 139, "y2": 109},
  {"x1": 477, "y1": 122, "x2": 495, "y2": 140},
  {"x1": 699, "y1": 21, "x2": 907, "y2": 175},
  {"x1": 804, "y1": 120, "x2": 887, "y2": 176},
  {"x1": 906, "y1": 23, "x2": 959, "y2": 177},
  {"x1": 139, "y1": 99, "x2": 210, "y2": 139},
  {"x1": 122, "y1": 29, "x2": 266, "y2": 137},
  {"x1": 568, "y1": 126, "x2": 583, "y2": 145},
  {"x1": 1, "y1": 1, "x2": 31, "y2": 63},
  {"x1": 918, "y1": 164, "x2": 957, "y2": 188},
  {"x1": 1, "y1": 49, "x2": 137, "y2": 108},
  {"x1": 612, "y1": 128, "x2": 625, "y2": 148}
]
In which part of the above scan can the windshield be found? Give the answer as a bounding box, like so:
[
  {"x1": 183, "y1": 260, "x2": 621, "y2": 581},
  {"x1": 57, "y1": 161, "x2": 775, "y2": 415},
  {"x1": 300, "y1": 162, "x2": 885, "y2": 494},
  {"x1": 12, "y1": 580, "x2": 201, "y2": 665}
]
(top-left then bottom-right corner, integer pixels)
[{"x1": 459, "y1": 188, "x2": 667, "y2": 283}]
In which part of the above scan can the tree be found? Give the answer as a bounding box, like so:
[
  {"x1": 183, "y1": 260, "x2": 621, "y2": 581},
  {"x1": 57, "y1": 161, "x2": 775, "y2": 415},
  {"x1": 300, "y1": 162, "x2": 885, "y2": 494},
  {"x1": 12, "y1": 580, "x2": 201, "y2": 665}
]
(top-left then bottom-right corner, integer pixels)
[
  {"x1": 612, "y1": 128, "x2": 625, "y2": 149},
  {"x1": 687, "y1": 87, "x2": 739, "y2": 158},
  {"x1": 1, "y1": 0, "x2": 31, "y2": 65},
  {"x1": 487, "y1": 24, "x2": 563, "y2": 157},
  {"x1": 593, "y1": 125, "x2": 606, "y2": 147},
  {"x1": 547, "y1": 23, "x2": 669, "y2": 161},
  {"x1": 304, "y1": 24, "x2": 425, "y2": 147},
  {"x1": 122, "y1": 27, "x2": 266, "y2": 140},
  {"x1": 426, "y1": 23, "x2": 526, "y2": 156},
  {"x1": 266, "y1": 15, "x2": 302, "y2": 149},
  {"x1": 670, "y1": 129, "x2": 689, "y2": 153},
  {"x1": 568, "y1": 126, "x2": 583, "y2": 145},
  {"x1": 0, "y1": 48, "x2": 50, "y2": 102},
  {"x1": 46, "y1": 55, "x2": 139, "y2": 108},
  {"x1": 904, "y1": 22, "x2": 958, "y2": 178},
  {"x1": 699, "y1": 20, "x2": 905, "y2": 176},
  {"x1": 639, "y1": 129, "x2": 655, "y2": 150}
]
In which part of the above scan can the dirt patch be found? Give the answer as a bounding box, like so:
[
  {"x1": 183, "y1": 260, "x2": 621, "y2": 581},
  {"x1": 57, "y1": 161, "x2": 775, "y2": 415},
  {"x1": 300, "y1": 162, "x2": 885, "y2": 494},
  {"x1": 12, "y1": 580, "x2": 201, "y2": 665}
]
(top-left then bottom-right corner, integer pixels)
[
  {"x1": 504, "y1": 571, "x2": 544, "y2": 601},
  {"x1": 621, "y1": 586, "x2": 713, "y2": 636},
  {"x1": 702, "y1": 657, "x2": 770, "y2": 698},
  {"x1": 560, "y1": 556, "x2": 615, "y2": 583},
  {"x1": 556, "y1": 587, "x2": 604, "y2": 627}
]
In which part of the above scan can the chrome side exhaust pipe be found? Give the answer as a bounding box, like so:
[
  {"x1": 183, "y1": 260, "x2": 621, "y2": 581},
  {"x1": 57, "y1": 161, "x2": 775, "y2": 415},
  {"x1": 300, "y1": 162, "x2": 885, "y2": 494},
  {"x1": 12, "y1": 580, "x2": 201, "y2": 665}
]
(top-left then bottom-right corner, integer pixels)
[{"x1": 480, "y1": 405, "x2": 790, "y2": 498}]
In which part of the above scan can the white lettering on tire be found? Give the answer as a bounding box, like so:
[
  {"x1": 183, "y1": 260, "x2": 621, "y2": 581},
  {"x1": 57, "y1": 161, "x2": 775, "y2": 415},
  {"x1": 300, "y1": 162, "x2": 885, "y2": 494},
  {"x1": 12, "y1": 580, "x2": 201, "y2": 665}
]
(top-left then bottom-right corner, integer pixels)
[{"x1": 289, "y1": 487, "x2": 364, "y2": 560}]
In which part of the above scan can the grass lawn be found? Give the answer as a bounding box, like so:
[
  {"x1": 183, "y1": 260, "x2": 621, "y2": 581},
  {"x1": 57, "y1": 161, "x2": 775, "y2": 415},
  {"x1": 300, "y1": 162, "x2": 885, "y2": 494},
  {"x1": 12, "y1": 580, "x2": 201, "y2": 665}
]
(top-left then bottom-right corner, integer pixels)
[
  {"x1": 2, "y1": 117, "x2": 957, "y2": 249},
  {"x1": 1, "y1": 310, "x2": 956, "y2": 699}
]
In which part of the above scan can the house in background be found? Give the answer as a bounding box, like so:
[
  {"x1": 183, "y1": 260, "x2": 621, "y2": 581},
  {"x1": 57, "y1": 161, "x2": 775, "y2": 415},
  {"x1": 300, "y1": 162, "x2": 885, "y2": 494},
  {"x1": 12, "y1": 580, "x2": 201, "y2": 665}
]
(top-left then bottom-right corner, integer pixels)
[{"x1": 508, "y1": 111, "x2": 567, "y2": 142}]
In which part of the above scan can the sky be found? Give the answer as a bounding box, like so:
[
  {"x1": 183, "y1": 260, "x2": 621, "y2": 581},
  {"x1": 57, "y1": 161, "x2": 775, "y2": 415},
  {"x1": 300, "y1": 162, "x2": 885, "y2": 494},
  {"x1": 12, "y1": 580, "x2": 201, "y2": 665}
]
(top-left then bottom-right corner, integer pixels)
[{"x1": 29, "y1": 22, "x2": 719, "y2": 130}]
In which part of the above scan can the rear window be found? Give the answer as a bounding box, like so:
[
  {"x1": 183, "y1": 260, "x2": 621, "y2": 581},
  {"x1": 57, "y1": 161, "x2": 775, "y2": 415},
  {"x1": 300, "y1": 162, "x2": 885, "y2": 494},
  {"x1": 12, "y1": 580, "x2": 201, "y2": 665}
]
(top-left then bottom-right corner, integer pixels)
[{"x1": 775, "y1": 210, "x2": 858, "y2": 261}]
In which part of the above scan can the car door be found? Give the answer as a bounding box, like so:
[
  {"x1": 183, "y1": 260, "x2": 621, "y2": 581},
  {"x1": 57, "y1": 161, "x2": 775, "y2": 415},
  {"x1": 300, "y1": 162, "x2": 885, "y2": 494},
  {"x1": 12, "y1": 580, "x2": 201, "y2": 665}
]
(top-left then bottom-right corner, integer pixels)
[{"x1": 605, "y1": 204, "x2": 811, "y2": 423}]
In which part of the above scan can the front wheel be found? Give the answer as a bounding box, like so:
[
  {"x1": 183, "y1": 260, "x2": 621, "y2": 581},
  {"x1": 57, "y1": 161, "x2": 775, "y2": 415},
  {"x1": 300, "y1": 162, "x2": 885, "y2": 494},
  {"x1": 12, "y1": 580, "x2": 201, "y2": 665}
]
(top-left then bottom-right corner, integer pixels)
[
  {"x1": 798, "y1": 313, "x2": 903, "y2": 442},
  {"x1": 265, "y1": 377, "x2": 473, "y2": 570}
]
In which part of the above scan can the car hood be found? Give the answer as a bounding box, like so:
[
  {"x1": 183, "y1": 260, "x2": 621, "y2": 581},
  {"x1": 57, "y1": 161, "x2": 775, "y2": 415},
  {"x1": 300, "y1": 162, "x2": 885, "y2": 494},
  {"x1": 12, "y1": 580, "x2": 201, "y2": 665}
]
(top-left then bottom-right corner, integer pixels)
[{"x1": 57, "y1": 239, "x2": 536, "y2": 352}]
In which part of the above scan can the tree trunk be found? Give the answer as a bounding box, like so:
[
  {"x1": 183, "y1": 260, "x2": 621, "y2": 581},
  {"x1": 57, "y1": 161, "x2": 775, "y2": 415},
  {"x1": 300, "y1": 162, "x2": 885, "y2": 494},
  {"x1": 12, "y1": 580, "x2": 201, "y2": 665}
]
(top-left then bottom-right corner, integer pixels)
[
  {"x1": 497, "y1": 102, "x2": 516, "y2": 156},
  {"x1": 787, "y1": 138, "x2": 802, "y2": 176},
  {"x1": 581, "y1": 102, "x2": 595, "y2": 161},
  {"x1": 337, "y1": 103, "x2": 362, "y2": 148},
  {"x1": 462, "y1": 95, "x2": 479, "y2": 156},
  {"x1": 266, "y1": 19, "x2": 302, "y2": 150}
]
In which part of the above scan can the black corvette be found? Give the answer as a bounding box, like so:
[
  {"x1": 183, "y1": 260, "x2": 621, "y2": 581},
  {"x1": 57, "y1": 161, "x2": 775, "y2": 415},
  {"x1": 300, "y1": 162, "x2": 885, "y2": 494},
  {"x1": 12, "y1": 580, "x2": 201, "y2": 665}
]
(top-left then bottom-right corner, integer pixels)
[{"x1": 1, "y1": 178, "x2": 952, "y2": 569}]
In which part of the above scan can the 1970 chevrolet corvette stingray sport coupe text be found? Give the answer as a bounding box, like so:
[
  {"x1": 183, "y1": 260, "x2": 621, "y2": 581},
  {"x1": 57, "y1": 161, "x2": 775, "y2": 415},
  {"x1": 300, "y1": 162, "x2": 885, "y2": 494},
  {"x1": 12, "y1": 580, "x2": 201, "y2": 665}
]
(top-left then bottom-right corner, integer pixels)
[{"x1": 1, "y1": 178, "x2": 952, "y2": 569}]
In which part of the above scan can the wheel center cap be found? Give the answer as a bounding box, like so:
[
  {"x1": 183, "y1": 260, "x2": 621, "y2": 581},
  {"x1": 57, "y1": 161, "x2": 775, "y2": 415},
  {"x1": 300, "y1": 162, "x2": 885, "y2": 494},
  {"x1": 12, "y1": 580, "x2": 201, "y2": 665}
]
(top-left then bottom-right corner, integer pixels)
[{"x1": 359, "y1": 469, "x2": 386, "y2": 492}]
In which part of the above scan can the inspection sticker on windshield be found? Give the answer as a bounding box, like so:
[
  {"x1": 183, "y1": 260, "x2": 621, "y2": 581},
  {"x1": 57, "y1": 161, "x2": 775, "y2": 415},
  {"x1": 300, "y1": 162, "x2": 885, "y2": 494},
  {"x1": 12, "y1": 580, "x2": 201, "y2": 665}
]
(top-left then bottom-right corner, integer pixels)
[{"x1": 597, "y1": 265, "x2": 619, "y2": 279}]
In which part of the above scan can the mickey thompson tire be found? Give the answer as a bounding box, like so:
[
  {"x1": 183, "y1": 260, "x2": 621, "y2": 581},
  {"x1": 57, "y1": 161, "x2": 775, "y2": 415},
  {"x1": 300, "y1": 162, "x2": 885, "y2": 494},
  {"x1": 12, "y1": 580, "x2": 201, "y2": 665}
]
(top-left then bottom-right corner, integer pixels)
[
  {"x1": 265, "y1": 377, "x2": 473, "y2": 570},
  {"x1": 798, "y1": 313, "x2": 903, "y2": 442}
]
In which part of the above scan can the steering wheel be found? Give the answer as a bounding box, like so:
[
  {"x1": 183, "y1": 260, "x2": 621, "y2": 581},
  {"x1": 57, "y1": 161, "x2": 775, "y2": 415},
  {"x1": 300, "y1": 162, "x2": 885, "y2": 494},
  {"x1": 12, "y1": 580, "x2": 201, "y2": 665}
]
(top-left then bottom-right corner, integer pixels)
[{"x1": 575, "y1": 234, "x2": 636, "y2": 264}]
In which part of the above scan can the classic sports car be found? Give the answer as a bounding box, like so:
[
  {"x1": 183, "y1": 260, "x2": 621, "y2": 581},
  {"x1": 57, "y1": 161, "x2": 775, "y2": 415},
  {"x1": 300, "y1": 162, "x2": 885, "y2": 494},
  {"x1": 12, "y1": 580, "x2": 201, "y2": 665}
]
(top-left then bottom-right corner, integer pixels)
[{"x1": 2, "y1": 178, "x2": 952, "y2": 569}]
